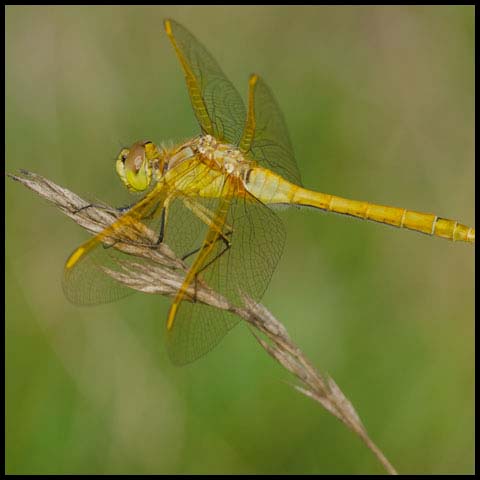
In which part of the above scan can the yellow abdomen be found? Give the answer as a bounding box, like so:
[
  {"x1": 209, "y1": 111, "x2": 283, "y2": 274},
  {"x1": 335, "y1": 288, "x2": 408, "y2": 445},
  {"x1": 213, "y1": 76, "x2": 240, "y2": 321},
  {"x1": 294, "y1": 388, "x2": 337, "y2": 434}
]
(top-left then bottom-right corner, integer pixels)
[{"x1": 246, "y1": 167, "x2": 475, "y2": 243}]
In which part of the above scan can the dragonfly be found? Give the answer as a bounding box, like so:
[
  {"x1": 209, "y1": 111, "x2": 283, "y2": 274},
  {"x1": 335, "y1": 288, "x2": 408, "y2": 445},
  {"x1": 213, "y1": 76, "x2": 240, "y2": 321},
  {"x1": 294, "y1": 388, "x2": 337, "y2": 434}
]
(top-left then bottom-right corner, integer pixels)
[{"x1": 63, "y1": 19, "x2": 475, "y2": 365}]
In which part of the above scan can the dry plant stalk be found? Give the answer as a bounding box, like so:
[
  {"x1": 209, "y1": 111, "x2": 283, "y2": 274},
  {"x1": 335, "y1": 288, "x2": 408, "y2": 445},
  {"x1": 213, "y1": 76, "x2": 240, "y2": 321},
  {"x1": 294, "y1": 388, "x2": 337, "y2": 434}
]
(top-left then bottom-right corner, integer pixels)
[{"x1": 9, "y1": 170, "x2": 398, "y2": 475}]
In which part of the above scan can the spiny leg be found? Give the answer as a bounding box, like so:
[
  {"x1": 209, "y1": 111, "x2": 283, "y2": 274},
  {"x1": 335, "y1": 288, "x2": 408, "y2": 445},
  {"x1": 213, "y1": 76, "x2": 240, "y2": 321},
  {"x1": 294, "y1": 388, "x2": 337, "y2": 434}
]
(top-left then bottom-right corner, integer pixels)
[
  {"x1": 181, "y1": 229, "x2": 232, "y2": 261},
  {"x1": 190, "y1": 233, "x2": 232, "y2": 303},
  {"x1": 157, "y1": 207, "x2": 167, "y2": 245},
  {"x1": 98, "y1": 200, "x2": 167, "y2": 250},
  {"x1": 72, "y1": 202, "x2": 136, "y2": 215},
  {"x1": 180, "y1": 197, "x2": 233, "y2": 261}
]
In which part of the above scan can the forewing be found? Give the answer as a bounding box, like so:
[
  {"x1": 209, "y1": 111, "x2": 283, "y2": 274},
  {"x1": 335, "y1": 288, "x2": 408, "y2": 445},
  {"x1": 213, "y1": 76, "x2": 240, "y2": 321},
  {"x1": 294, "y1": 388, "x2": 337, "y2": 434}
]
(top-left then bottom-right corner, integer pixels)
[
  {"x1": 164, "y1": 19, "x2": 246, "y2": 145},
  {"x1": 62, "y1": 155, "x2": 207, "y2": 306},
  {"x1": 62, "y1": 184, "x2": 170, "y2": 305},
  {"x1": 244, "y1": 75, "x2": 302, "y2": 186}
]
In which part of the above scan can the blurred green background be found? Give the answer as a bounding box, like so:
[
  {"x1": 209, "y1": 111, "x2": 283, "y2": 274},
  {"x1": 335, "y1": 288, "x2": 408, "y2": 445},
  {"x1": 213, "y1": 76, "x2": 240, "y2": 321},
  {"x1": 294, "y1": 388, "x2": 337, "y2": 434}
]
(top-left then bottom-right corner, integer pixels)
[{"x1": 6, "y1": 5, "x2": 474, "y2": 475}]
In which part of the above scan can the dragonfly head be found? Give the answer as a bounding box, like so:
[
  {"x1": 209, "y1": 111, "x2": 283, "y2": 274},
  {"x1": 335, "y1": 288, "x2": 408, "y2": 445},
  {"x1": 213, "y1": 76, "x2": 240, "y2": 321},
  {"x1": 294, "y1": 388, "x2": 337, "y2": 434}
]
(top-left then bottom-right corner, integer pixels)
[{"x1": 116, "y1": 141, "x2": 159, "y2": 192}]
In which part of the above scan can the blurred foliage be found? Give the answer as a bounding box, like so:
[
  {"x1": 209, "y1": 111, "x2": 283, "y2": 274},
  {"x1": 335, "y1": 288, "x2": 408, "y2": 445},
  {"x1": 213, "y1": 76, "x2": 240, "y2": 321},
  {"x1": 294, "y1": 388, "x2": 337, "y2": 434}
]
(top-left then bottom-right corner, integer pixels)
[{"x1": 6, "y1": 5, "x2": 474, "y2": 474}]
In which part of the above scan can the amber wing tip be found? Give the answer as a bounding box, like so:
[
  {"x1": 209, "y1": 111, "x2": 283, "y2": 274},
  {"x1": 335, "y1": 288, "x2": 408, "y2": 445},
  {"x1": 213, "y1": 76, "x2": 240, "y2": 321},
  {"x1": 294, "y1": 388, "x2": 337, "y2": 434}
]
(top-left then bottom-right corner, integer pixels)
[
  {"x1": 164, "y1": 18, "x2": 172, "y2": 35},
  {"x1": 65, "y1": 247, "x2": 85, "y2": 270}
]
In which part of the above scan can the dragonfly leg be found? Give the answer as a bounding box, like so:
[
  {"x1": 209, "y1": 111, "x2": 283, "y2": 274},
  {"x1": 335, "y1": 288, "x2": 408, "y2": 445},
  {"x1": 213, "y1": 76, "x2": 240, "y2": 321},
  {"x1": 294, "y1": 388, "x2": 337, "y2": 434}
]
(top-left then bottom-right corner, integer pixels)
[
  {"x1": 73, "y1": 202, "x2": 135, "y2": 215},
  {"x1": 102, "y1": 240, "x2": 118, "y2": 250},
  {"x1": 196, "y1": 236, "x2": 231, "y2": 273},
  {"x1": 181, "y1": 229, "x2": 232, "y2": 261},
  {"x1": 98, "y1": 200, "x2": 166, "y2": 251},
  {"x1": 156, "y1": 207, "x2": 167, "y2": 245},
  {"x1": 117, "y1": 204, "x2": 135, "y2": 213},
  {"x1": 180, "y1": 197, "x2": 233, "y2": 261},
  {"x1": 72, "y1": 202, "x2": 108, "y2": 215},
  {"x1": 155, "y1": 199, "x2": 171, "y2": 245},
  {"x1": 191, "y1": 235, "x2": 232, "y2": 302},
  {"x1": 113, "y1": 197, "x2": 170, "y2": 249}
]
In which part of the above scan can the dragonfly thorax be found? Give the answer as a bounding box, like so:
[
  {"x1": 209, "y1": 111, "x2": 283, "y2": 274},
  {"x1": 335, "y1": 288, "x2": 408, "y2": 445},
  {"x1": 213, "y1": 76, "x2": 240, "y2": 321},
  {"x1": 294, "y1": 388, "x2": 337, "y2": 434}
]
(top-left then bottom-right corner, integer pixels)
[{"x1": 193, "y1": 134, "x2": 252, "y2": 178}]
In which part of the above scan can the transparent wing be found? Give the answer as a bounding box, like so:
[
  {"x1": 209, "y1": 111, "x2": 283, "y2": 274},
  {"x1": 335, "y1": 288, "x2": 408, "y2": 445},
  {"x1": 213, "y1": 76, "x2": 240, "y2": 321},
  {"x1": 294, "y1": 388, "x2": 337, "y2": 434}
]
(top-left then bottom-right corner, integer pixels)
[
  {"x1": 164, "y1": 19, "x2": 246, "y2": 145},
  {"x1": 241, "y1": 75, "x2": 302, "y2": 186},
  {"x1": 63, "y1": 241, "x2": 136, "y2": 305},
  {"x1": 62, "y1": 159, "x2": 204, "y2": 306},
  {"x1": 62, "y1": 186, "x2": 170, "y2": 305},
  {"x1": 164, "y1": 179, "x2": 286, "y2": 365}
]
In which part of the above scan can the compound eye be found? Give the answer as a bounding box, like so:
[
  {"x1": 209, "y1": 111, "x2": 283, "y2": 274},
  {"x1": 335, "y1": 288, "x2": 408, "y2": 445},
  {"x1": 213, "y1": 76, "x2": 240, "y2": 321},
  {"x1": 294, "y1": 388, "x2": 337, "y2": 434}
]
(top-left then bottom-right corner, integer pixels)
[
  {"x1": 116, "y1": 148, "x2": 130, "y2": 186},
  {"x1": 115, "y1": 143, "x2": 151, "y2": 192},
  {"x1": 118, "y1": 148, "x2": 129, "y2": 163},
  {"x1": 125, "y1": 144, "x2": 145, "y2": 172}
]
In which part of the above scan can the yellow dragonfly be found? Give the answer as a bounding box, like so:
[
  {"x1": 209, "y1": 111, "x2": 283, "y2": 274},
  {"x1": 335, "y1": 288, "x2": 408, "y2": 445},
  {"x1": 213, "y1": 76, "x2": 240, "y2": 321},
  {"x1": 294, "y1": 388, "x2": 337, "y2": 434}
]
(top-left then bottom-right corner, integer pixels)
[{"x1": 64, "y1": 19, "x2": 475, "y2": 365}]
